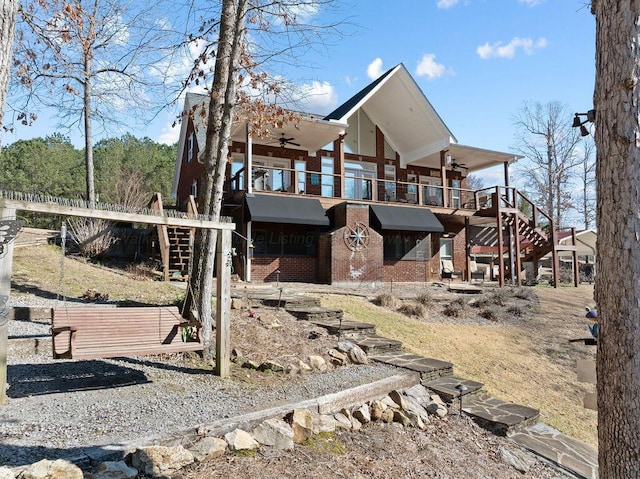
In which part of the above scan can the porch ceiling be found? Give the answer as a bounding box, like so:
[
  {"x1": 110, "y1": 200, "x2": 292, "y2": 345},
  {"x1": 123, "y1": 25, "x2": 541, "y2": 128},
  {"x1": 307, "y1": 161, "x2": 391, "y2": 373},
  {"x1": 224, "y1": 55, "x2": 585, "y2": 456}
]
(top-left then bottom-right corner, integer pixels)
[
  {"x1": 405, "y1": 143, "x2": 519, "y2": 172},
  {"x1": 230, "y1": 115, "x2": 347, "y2": 154}
]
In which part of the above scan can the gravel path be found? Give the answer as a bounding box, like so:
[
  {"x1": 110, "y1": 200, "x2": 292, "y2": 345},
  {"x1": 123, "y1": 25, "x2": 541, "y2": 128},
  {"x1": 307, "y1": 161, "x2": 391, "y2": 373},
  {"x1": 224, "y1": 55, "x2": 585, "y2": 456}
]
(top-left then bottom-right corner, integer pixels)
[{"x1": 1, "y1": 303, "x2": 401, "y2": 468}]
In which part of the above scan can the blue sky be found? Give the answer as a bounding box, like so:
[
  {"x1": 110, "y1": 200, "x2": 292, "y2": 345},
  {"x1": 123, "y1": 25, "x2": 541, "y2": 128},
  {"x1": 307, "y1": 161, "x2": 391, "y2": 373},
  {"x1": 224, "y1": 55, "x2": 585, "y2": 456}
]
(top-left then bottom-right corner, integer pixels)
[{"x1": 3, "y1": 0, "x2": 595, "y2": 186}]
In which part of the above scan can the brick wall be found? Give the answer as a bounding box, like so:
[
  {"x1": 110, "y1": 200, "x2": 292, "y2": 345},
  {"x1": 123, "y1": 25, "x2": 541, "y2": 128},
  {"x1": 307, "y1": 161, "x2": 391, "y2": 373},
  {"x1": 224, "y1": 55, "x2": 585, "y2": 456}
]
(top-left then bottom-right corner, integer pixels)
[
  {"x1": 251, "y1": 256, "x2": 317, "y2": 283},
  {"x1": 383, "y1": 260, "x2": 431, "y2": 283}
]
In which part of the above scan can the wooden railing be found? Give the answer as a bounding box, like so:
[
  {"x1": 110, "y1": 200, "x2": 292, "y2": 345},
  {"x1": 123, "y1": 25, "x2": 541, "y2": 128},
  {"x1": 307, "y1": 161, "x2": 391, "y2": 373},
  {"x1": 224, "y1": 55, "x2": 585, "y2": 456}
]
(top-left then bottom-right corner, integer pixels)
[{"x1": 229, "y1": 165, "x2": 478, "y2": 210}]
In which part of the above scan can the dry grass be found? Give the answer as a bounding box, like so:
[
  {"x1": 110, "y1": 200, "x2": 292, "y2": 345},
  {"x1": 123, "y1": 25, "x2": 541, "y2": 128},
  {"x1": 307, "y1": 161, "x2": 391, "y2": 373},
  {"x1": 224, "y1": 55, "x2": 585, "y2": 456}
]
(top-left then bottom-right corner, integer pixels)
[
  {"x1": 320, "y1": 286, "x2": 598, "y2": 446},
  {"x1": 11, "y1": 244, "x2": 183, "y2": 305}
]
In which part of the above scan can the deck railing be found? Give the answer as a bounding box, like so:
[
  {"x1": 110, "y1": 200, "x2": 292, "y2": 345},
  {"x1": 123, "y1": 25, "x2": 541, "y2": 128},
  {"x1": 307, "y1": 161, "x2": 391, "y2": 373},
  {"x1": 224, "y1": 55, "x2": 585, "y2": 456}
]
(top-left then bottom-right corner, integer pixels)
[{"x1": 229, "y1": 165, "x2": 479, "y2": 210}]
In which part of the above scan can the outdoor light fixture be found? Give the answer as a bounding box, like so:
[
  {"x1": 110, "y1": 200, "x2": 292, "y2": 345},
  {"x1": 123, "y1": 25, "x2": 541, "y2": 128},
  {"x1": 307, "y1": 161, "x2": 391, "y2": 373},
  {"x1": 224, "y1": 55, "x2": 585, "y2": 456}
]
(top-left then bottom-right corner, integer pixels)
[
  {"x1": 445, "y1": 153, "x2": 452, "y2": 166},
  {"x1": 572, "y1": 109, "x2": 596, "y2": 137},
  {"x1": 455, "y1": 383, "x2": 468, "y2": 415}
]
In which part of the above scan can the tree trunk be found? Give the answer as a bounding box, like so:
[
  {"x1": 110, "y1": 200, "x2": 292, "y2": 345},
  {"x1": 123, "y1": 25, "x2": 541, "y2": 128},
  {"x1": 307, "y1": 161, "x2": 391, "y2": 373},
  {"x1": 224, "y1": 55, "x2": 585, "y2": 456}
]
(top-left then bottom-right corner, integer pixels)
[
  {"x1": 0, "y1": 0, "x2": 18, "y2": 144},
  {"x1": 84, "y1": 45, "x2": 96, "y2": 206},
  {"x1": 187, "y1": 0, "x2": 246, "y2": 361},
  {"x1": 593, "y1": 2, "x2": 640, "y2": 476}
]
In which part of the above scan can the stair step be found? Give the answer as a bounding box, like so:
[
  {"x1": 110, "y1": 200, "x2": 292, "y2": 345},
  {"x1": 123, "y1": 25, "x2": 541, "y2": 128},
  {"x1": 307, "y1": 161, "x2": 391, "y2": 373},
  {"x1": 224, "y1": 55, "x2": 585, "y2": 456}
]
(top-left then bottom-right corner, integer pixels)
[
  {"x1": 369, "y1": 352, "x2": 453, "y2": 381},
  {"x1": 461, "y1": 392, "x2": 539, "y2": 436},
  {"x1": 424, "y1": 375, "x2": 484, "y2": 402},
  {"x1": 356, "y1": 334, "x2": 403, "y2": 354},
  {"x1": 310, "y1": 318, "x2": 376, "y2": 337},
  {"x1": 262, "y1": 296, "x2": 321, "y2": 308},
  {"x1": 285, "y1": 305, "x2": 342, "y2": 321}
]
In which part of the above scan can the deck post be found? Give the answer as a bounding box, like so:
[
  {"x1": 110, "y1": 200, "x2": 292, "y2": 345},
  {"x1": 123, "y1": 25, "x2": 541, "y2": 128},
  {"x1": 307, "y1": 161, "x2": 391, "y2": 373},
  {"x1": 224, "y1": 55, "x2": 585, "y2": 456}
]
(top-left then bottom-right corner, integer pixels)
[
  {"x1": 216, "y1": 228, "x2": 232, "y2": 378},
  {"x1": 0, "y1": 206, "x2": 17, "y2": 405}
]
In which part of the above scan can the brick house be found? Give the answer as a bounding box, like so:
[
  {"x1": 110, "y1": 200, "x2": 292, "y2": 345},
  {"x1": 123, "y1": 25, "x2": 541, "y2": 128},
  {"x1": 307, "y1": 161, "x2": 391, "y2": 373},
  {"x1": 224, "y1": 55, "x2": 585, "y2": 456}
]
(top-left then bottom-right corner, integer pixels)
[{"x1": 172, "y1": 64, "x2": 571, "y2": 286}]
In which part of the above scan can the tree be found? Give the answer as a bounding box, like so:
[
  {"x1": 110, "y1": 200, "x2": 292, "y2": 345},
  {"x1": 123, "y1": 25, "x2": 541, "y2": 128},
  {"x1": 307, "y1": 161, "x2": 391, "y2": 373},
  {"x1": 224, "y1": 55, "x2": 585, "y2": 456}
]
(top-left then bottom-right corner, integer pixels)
[
  {"x1": 592, "y1": 2, "x2": 640, "y2": 477},
  {"x1": 11, "y1": 0, "x2": 180, "y2": 205},
  {"x1": 183, "y1": 0, "x2": 346, "y2": 359},
  {"x1": 511, "y1": 101, "x2": 583, "y2": 228},
  {"x1": 572, "y1": 136, "x2": 596, "y2": 229},
  {"x1": 0, "y1": 0, "x2": 18, "y2": 143}
]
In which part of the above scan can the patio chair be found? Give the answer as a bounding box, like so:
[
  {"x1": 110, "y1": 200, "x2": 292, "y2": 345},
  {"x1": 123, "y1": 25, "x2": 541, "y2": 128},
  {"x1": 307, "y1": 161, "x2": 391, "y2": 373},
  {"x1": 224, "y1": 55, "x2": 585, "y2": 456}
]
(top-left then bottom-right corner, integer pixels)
[
  {"x1": 441, "y1": 259, "x2": 462, "y2": 280},
  {"x1": 470, "y1": 261, "x2": 486, "y2": 282}
]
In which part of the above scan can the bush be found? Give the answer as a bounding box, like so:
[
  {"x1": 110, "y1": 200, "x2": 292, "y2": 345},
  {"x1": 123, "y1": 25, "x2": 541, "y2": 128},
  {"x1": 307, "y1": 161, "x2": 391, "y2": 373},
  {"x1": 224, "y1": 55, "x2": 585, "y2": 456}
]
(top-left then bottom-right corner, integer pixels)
[
  {"x1": 479, "y1": 307, "x2": 500, "y2": 321},
  {"x1": 398, "y1": 302, "x2": 427, "y2": 318},
  {"x1": 374, "y1": 293, "x2": 400, "y2": 309},
  {"x1": 513, "y1": 287, "x2": 536, "y2": 302},
  {"x1": 443, "y1": 298, "x2": 466, "y2": 317},
  {"x1": 489, "y1": 289, "x2": 509, "y2": 306},
  {"x1": 415, "y1": 292, "x2": 433, "y2": 306},
  {"x1": 68, "y1": 218, "x2": 116, "y2": 258},
  {"x1": 506, "y1": 305, "x2": 525, "y2": 317}
]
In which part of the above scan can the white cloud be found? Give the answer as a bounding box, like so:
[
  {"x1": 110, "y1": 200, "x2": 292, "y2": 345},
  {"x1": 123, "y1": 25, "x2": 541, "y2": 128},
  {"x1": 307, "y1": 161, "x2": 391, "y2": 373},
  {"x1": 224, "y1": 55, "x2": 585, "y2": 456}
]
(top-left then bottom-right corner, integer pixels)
[
  {"x1": 518, "y1": 0, "x2": 545, "y2": 5},
  {"x1": 344, "y1": 76, "x2": 356, "y2": 86},
  {"x1": 415, "y1": 53, "x2": 447, "y2": 80},
  {"x1": 367, "y1": 58, "x2": 384, "y2": 80},
  {"x1": 294, "y1": 81, "x2": 339, "y2": 115},
  {"x1": 437, "y1": 0, "x2": 458, "y2": 9},
  {"x1": 476, "y1": 37, "x2": 547, "y2": 59}
]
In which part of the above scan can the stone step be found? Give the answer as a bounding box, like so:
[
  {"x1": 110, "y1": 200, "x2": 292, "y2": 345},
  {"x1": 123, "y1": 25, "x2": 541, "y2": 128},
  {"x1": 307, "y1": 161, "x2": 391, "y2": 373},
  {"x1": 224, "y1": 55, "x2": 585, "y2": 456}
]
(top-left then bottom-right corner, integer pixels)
[
  {"x1": 310, "y1": 318, "x2": 376, "y2": 338},
  {"x1": 510, "y1": 423, "x2": 598, "y2": 479},
  {"x1": 356, "y1": 334, "x2": 403, "y2": 355},
  {"x1": 260, "y1": 295, "x2": 321, "y2": 308},
  {"x1": 461, "y1": 392, "x2": 539, "y2": 436},
  {"x1": 369, "y1": 352, "x2": 453, "y2": 381},
  {"x1": 285, "y1": 305, "x2": 343, "y2": 322},
  {"x1": 424, "y1": 375, "x2": 484, "y2": 402}
]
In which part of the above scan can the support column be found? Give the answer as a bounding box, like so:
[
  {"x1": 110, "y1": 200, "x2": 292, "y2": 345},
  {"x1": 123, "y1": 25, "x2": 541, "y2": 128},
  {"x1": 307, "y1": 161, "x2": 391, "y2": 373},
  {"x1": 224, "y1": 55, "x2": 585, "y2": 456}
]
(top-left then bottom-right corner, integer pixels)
[
  {"x1": 245, "y1": 221, "x2": 252, "y2": 283},
  {"x1": 465, "y1": 217, "x2": 471, "y2": 282},
  {"x1": 246, "y1": 123, "x2": 253, "y2": 194},
  {"x1": 496, "y1": 211, "x2": 505, "y2": 287},
  {"x1": 440, "y1": 151, "x2": 449, "y2": 208},
  {"x1": 0, "y1": 206, "x2": 17, "y2": 405},
  {"x1": 337, "y1": 135, "x2": 345, "y2": 199},
  {"x1": 571, "y1": 228, "x2": 579, "y2": 287},
  {"x1": 216, "y1": 228, "x2": 232, "y2": 378}
]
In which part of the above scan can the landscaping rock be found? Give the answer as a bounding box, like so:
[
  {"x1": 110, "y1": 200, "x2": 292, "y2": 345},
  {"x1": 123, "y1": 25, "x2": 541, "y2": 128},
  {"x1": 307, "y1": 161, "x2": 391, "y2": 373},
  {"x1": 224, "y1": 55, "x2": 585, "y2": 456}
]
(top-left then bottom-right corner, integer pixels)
[
  {"x1": 286, "y1": 364, "x2": 300, "y2": 375},
  {"x1": 312, "y1": 413, "x2": 338, "y2": 434},
  {"x1": 297, "y1": 360, "x2": 312, "y2": 374},
  {"x1": 352, "y1": 403, "x2": 371, "y2": 424},
  {"x1": 404, "y1": 384, "x2": 432, "y2": 405},
  {"x1": 393, "y1": 410, "x2": 412, "y2": 427},
  {"x1": 381, "y1": 408, "x2": 395, "y2": 423},
  {"x1": 224, "y1": 429, "x2": 259, "y2": 451},
  {"x1": 259, "y1": 360, "x2": 284, "y2": 373},
  {"x1": 291, "y1": 409, "x2": 313, "y2": 443},
  {"x1": 389, "y1": 390, "x2": 408, "y2": 410},
  {"x1": 334, "y1": 412, "x2": 352, "y2": 429},
  {"x1": 90, "y1": 461, "x2": 138, "y2": 479},
  {"x1": 499, "y1": 446, "x2": 535, "y2": 474},
  {"x1": 370, "y1": 400, "x2": 386, "y2": 421},
  {"x1": 131, "y1": 445, "x2": 194, "y2": 478},
  {"x1": 348, "y1": 345, "x2": 368, "y2": 365},
  {"x1": 189, "y1": 437, "x2": 227, "y2": 462},
  {"x1": 241, "y1": 359, "x2": 260, "y2": 370},
  {"x1": 19, "y1": 459, "x2": 83, "y2": 479},
  {"x1": 308, "y1": 355, "x2": 327, "y2": 371},
  {"x1": 0, "y1": 467, "x2": 13, "y2": 479},
  {"x1": 336, "y1": 341, "x2": 355, "y2": 353},
  {"x1": 327, "y1": 348, "x2": 349, "y2": 366},
  {"x1": 253, "y1": 418, "x2": 295, "y2": 450}
]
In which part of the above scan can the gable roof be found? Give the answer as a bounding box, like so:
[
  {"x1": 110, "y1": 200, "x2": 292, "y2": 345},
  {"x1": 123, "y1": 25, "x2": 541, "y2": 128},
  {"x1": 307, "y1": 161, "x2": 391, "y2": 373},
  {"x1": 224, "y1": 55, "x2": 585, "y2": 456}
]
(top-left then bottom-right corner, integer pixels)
[{"x1": 324, "y1": 63, "x2": 517, "y2": 171}]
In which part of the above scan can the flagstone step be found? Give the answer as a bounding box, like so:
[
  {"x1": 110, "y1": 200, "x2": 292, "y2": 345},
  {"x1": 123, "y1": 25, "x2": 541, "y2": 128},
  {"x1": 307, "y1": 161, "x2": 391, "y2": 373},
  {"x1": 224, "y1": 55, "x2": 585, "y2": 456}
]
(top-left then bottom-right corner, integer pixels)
[
  {"x1": 510, "y1": 423, "x2": 598, "y2": 479},
  {"x1": 285, "y1": 305, "x2": 343, "y2": 322},
  {"x1": 369, "y1": 352, "x2": 453, "y2": 381},
  {"x1": 260, "y1": 295, "x2": 321, "y2": 308},
  {"x1": 424, "y1": 375, "x2": 484, "y2": 402},
  {"x1": 356, "y1": 334, "x2": 403, "y2": 355},
  {"x1": 310, "y1": 318, "x2": 376, "y2": 338},
  {"x1": 461, "y1": 392, "x2": 539, "y2": 436}
]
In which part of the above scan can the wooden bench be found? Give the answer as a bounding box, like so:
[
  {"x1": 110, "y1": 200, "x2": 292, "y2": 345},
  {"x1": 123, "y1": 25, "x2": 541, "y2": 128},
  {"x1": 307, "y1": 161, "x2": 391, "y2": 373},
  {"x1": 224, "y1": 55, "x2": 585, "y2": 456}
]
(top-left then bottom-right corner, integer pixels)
[{"x1": 51, "y1": 306, "x2": 202, "y2": 360}]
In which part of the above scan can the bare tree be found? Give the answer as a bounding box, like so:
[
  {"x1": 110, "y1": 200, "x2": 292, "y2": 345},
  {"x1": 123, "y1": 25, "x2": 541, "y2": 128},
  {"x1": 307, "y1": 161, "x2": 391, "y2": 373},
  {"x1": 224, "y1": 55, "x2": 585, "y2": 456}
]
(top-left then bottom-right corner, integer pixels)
[
  {"x1": 572, "y1": 136, "x2": 596, "y2": 229},
  {"x1": 511, "y1": 101, "x2": 583, "y2": 228},
  {"x1": 183, "y1": 0, "x2": 347, "y2": 358},
  {"x1": 592, "y1": 2, "x2": 640, "y2": 477},
  {"x1": 0, "y1": 0, "x2": 18, "y2": 144},
  {"x1": 11, "y1": 0, "x2": 181, "y2": 205}
]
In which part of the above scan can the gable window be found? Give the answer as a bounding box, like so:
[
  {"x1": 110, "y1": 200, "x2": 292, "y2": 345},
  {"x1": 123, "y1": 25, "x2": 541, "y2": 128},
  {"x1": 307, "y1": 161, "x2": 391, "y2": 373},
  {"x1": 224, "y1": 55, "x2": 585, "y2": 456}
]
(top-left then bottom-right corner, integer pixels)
[{"x1": 186, "y1": 133, "x2": 194, "y2": 163}]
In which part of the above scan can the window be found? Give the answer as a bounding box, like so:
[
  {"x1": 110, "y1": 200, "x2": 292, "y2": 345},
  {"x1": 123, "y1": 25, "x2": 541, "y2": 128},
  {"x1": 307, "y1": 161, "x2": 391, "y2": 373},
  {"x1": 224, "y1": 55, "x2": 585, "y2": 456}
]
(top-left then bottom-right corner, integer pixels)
[
  {"x1": 384, "y1": 233, "x2": 430, "y2": 260},
  {"x1": 406, "y1": 173, "x2": 418, "y2": 203},
  {"x1": 344, "y1": 109, "x2": 376, "y2": 156},
  {"x1": 451, "y1": 179, "x2": 461, "y2": 208},
  {"x1": 294, "y1": 160, "x2": 306, "y2": 194},
  {"x1": 321, "y1": 157, "x2": 334, "y2": 197},
  {"x1": 439, "y1": 238, "x2": 453, "y2": 261},
  {"x1": 186, "y1": 133, "x2": 194, "y2": 163},
  {"x1": 252, "y1": 158, "x2": 290, "y2": 191},
  {"x1": 384, "y1": 164, "x2": 396, "y2": 200},
  {"x1": 190, "y1": 179, "x2": 198, "y2": 198},
  {"x1": 231, "y1": 156, "x2": 245, "y2": 190},
  {"x1": 421, "y1": 175, "x2": 443, "y2": 206},
  {"x1": 252, "y1": 226, "x2": 317, "y2": 256},
  {"x1": 345, "y1": 161, "x2": 376, "y2": 200},
  {"x1": 384, "y1": 138, "x2": 396, "y2": 160}
]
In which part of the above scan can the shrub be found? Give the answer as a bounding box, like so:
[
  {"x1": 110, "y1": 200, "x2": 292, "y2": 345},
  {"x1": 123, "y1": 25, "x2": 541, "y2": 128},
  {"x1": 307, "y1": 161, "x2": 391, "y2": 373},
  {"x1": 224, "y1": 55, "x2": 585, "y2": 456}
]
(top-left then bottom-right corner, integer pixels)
[
  {"x1": 513, "y1": 287, "x2": 536, "y2": 301},
  {"x1": 374, "y1": 293, "x2": 400, "y2": 308},
  {"x1": 489, "y1": 289, "x2": 509, "y2": 306},
  {"x1": 479, "y1": 307, "x2": 500, "y2": 321},
  {"x1": 68, "y1": 218, "x2": 116, "y2": 258},
  {"x1": 398, "y1": 302, "x2": 427, "y2": 318},
  {"x1": 415, "y1": 292, "x2": 433, "y2": 306},
  {"x1": 443, "y1": 299, "x2": 466, "y2": 317},
  {"x1": 506, "y1": 305, "x2": 524, "y2": 317}
]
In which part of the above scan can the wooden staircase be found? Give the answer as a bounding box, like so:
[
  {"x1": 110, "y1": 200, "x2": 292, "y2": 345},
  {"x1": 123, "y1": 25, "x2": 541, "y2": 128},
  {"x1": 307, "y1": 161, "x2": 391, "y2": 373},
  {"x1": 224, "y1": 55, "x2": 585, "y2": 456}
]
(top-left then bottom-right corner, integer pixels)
[{"x1": 473, "y1": 188, "x2": 579, "y2": 287}]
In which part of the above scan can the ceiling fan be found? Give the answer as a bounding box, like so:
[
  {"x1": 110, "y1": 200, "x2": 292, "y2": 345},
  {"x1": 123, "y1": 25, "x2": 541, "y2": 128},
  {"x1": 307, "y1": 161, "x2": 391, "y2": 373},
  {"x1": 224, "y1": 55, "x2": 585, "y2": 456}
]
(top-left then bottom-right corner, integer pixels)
[
  {"x1": 450, "y1": 161, "x2": 468, "y2": 171},
  {"x1": 275, "y1": 134, "x2": 300, "y2": 148}
]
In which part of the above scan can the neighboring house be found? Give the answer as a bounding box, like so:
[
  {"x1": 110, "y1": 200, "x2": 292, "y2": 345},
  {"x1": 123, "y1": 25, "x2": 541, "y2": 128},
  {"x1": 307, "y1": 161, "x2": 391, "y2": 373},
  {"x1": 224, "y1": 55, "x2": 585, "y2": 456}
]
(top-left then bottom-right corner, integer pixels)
[{"x1": 171, "y1": 64, "x2": 573, "y2": 286}]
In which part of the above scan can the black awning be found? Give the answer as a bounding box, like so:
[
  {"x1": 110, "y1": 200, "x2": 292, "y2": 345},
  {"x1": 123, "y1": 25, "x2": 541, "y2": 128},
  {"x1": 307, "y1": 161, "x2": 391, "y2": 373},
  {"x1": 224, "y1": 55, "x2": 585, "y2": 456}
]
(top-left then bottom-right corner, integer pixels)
[
  {"x1": 370, "y1": 204, "x2": 444, "y2": 232},
  {"x1": 245, "y1": 193, "x2": 329, "y2": 226}
]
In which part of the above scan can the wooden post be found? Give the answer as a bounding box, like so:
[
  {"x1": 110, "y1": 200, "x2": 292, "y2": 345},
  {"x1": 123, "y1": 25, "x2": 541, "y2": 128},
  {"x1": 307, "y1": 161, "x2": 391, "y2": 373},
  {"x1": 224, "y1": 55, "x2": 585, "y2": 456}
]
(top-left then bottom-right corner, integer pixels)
[
  {"x1": 440, "y1": 151, "x2": 448, "y2": 208},
  {"x1": 0, "y1": 206, "x2": 16, "y2": 405},
  {"x1": 216, "y1": 228, "x2": 232, "y2": 378}
]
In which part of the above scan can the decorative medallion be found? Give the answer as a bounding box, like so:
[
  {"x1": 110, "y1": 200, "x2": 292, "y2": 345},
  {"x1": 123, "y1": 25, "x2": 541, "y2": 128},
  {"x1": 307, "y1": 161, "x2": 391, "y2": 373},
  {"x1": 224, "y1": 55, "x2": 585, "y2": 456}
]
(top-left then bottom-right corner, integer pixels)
[
  {"x1": 0, "y1": 219, "x2": 24, "y2": 255},
  {"x1": 344, "y1": 222, "x2": 370, "y2": 251}
]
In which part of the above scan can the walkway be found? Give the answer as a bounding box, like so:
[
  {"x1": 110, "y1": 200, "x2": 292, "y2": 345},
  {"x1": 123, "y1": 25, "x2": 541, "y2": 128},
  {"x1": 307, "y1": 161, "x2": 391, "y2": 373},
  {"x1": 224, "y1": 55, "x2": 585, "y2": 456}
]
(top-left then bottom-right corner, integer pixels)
[{"x1": 240, "y1": 283, "x2": 598, "y2": 479}]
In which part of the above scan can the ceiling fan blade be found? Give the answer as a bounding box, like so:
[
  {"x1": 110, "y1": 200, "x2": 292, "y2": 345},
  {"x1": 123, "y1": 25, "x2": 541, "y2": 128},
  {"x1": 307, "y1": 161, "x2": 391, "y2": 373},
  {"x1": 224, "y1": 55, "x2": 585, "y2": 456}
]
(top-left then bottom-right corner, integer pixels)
[{"x1": 288, "y1": 141, "x2": 301, "y2": 146}]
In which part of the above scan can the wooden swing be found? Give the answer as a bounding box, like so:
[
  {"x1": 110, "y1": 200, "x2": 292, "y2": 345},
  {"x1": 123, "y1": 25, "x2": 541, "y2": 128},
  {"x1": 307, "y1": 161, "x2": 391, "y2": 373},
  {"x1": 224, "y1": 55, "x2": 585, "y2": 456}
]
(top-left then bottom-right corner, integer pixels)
[{"x1": 50, "y1": 221, "x2": 203, "y2": 360}]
